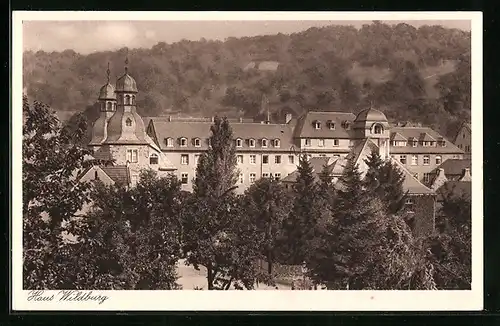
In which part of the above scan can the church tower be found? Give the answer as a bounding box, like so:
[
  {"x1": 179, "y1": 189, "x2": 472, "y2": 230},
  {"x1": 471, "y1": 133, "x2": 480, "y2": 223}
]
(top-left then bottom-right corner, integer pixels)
[{"x1": 89, "y1": 63, "x2": 117, "y2": 150}]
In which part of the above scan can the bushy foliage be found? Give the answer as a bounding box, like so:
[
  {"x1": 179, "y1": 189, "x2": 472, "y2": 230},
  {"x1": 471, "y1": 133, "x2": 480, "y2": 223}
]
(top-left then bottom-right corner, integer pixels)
[{"x1": 24, "y1": 22, "x2": 470, "y2": 139}]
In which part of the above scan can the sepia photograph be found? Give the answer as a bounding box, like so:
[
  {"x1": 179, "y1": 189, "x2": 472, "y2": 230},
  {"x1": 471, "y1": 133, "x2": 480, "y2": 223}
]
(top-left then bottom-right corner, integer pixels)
[{"x1": 12, "y1": 11, "x2": 483, "y2": 311}]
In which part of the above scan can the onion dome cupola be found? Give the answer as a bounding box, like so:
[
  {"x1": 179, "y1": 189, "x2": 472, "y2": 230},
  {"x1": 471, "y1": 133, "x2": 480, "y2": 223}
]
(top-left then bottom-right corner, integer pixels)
[
  {"x1": 104, "y1": 55, "x2": 147, "y2": 145},
  {"x1": 90, "y1": 63, "x2": 118, "y2": 147}
]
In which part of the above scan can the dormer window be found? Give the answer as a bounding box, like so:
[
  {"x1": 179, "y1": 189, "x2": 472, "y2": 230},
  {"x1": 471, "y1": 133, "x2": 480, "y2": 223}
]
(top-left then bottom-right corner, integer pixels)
[
  {"x1": 262, "y1": 138, "x2": 268, "y2": 148},
  {"x1": 194, "y1": 138, "x2": 201, "y2": 147},
  {"x1": 342, "y1": 121, "x2": 350, "y2": 130},
  {"x1": 150, "y1": 153, "x2": 159, "y2": 165},
  {"x1": 249, "y1": 138, "x2": 256, "y2": 147},
  {"x1": 165, "y1": 137, "x2": 174, "y2": 147},
  {"x1": 236, "y1": 138, "x2": 243, "y2": 148},
  {"x1": 274, "y1": 139, "x2": 280, "y2": 147},
  {"x1": 328, "y1": 121, "x2": 336, "y2": 130},
  {"x1": 411, "y1": 140, "x2": 418, "y2": 147},
  {"x1": 313, "y1": 121, "x2": 321, "y2": 129},
  {"x1": 180, "y1": 137, "x2": 188, "y2": 147},
  {"x1": 125, "y1": 118, "x2": 132, "y2": 127}
]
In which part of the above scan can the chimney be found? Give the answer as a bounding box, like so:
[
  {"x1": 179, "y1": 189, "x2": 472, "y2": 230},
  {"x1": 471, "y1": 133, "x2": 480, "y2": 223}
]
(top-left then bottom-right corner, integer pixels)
[
  {"x1": 285, "y1": 113, "x2": 292, "y2": 124},
  {"x1": 460, "y1": 168, "x2": 472, "y2": 182},
  {"x1": 431, "y1": 168, "x2": 448, "y2": 191}
]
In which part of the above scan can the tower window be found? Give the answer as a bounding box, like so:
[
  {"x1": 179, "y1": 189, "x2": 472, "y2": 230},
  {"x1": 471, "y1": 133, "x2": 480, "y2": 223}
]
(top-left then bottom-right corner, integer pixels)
[
  {"x1": 125, "y1": 118, "x2": 132, "y2": 127},
  {"x1": 373, "y1": 124, "x2": 383, "y2": 134},
  {"x1": 132, "y1": 95, "x2": 136, "y2": 105},
  {"x1": 125, "y1": 95, "x2": 130, "y2": 105},
  {"x1": 150, "y1": 153, "x2": 159, "y2": 165},
  {"x1": 107, "y1": 102, "x2": 112, "y2": 110}
]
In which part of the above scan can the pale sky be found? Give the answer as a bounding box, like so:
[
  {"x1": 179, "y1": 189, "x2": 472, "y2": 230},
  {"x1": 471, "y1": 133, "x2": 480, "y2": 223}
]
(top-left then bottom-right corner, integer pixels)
[{"x1": 23, "y1": 20, "x2": 471, "y2": 54}]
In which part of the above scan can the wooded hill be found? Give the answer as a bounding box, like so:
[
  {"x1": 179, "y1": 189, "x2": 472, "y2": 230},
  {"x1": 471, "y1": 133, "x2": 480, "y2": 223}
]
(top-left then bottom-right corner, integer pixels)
[{"x1": 23, "y1": 21, "x2": 471, "y2": 139}]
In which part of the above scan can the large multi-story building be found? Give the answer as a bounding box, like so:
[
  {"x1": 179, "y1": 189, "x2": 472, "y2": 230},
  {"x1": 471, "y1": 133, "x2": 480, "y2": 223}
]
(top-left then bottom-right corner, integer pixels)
[{"x1": 82, "y1": 63, "x2": 465, "y2": 198}]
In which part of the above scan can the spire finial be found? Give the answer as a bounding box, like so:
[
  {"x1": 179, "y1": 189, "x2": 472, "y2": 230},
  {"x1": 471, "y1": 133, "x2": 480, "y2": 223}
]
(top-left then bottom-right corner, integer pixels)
[
  {"x1": 124, "y1": 48, "x2": 129, "y2": 74},
  {"x1": 106, "y1": 62, "x2": 111, "y2": 83}
]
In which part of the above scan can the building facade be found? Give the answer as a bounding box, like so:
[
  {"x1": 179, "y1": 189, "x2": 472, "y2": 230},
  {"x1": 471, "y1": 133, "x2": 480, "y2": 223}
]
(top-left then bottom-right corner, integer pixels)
[
  {"x1": 453, "y1": 122, "x2": 471, "y2": 159},
  {"x1": 88, "y1": 64, "x2": 465, "y2": 195}
]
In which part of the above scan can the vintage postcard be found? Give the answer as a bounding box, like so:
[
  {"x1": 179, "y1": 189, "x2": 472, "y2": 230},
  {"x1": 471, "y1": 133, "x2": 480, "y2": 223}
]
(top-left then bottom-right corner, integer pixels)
[{"x1": 12, "y1": 11, "x2": 483, "y2": 311}]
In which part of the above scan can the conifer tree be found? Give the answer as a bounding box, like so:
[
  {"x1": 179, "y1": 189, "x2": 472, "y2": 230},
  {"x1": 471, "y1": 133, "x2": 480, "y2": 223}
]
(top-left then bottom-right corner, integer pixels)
[
  {"x1": 363, "y1": 149, "x2": 407, "y2": 214},
  {"x1": 282, "y1": 154, "x2": 319, "y2": 265}
]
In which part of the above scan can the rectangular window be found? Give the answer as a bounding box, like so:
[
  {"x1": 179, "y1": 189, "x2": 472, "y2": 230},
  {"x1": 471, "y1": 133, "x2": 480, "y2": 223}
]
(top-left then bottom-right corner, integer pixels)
[
  {"x1": 436, "y1": 156, "x2": 442, "y2": 165},
  {"x1": 181, "y1": 173, "x2": 188, "y2": 184},
  {"x1": 236, "y1": 139, "x2": 243, "y2": 147},
  {"x1": 399, "y1": 155, "x2": 407, "y2": 164},
  {"x1": 262, "y1": 173, "x2": 270, "y2": 178},
  {"x1": 318, "y1": 139, "x2": 325, "y2": 147},
  {"x1": 166, "y1": 138, "x2": 174, "y2": 147},
  {"x1": 275, "y1": 155, "x2": 281, "y2": 164},
  {"x1": 237, "y1": 155, "x2": 243, "y2": 164},
  {"x1": 126, "y1": 149, "x2": 138, "y2": 163},
  {"x1": 411, "y1": 155, "x2": 418, "y2": 165},
  {"x1": 181, "y1": 154, "x2": 189, "y2": 165},
  {"x1": 288, "y1": 155, "x2": 295, "y2": 164},
  {"x1": 250, "y1": 155, "x2": 256, "y2": 164},
  {"x1": 333, "y1": 139, "x2": 339, "y2": 146},
  {"x1": 305, "y1": 139, "x2": 311, "y2": 147},
  {"x1": 274, "y1": 173, "x2": 281, "y2": 181},
  {"x1": 239, "y1": 173, "x2": 244, "y2": 184},
  {"x1": 180, "y1": 138, "x2": 187, "y2": 147},
  {"x1": 194, "y1": 154, "x2": 200, "y2": 165},
  {"x1": 423, "y1": 155, "x2": 430, "y2": 165},
  {"x1": 423, "y1": 173, "x2": 431, "y2": 184},
  {"x1": 263, "y1": 155, "x2": 269, "y2": 164},
  {"x1": 249, "y1": 173, "x2": 256, "y2": 183},
  {"x1": 194, "y1": 138, "x2": 201, "y2": 147}
]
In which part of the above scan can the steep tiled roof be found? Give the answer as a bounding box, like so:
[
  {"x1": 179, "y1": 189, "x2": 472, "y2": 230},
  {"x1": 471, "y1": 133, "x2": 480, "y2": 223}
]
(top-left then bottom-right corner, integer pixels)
[
  {"x1": 146, "y1": 118, "x2": 297, "y2": 152},
  {"x1": 294, "y1": 111, "x2": 356, "y2": 138},
  {"x1": 432, "y1": 159, "x2": 472, "y2": 176},
  {"x1": 436, "y1": 181, "x2": 472, "y2": 201},
  {"x1": 389, "y1": 127, "x2": 463, "y2": 154},
  {"x1": 100, "y1": 166, "x2": 131, "y2": 185},
  {"x1": 390, "y1": 158, "x2": 435, "y2": 194},
  {"x1": 308, "y1": 157, "x2": 332, "y2": 174}
]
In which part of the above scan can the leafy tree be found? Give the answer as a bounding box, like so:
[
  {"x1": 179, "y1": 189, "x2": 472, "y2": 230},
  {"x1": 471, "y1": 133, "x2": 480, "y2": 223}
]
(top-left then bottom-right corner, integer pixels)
[
  {"x1": 242, "y1": 178, "x2": 292, "y2": 275},
  {"x1": 22, "y1": 97, "x2": 104, "y2": 289},
  {"x1": 429, "y1": 185, "x2": 471, "y2": 289}
]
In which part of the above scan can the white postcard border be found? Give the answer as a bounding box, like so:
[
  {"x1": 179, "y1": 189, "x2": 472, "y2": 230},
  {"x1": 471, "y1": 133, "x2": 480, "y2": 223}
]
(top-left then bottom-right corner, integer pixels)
[{"x1": 11, "y1": 11, "x2": 483, "y2": 311}]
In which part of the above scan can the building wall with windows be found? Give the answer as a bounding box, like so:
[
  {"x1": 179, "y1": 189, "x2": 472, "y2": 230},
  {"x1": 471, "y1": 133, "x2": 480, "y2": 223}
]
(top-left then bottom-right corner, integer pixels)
[{"x1": 454, "y1": 122, "x2": 471, "y2": 159}]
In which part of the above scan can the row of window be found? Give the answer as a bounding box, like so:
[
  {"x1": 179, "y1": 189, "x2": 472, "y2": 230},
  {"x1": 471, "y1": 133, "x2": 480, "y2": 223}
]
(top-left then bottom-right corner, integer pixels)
[
  {"x1": 304, "y1": 138, "x2": 340, "y2": 147},
  {"x1": 313, "y1": 120, "x2": 351, "y2": 130},
  {"x1": 391, "y1": 140, "x2": 447, "y2": 147},
  {"x1": 395, "y1": 154, "x2": 442, "y2": 166},
  {"x1": 457, "y1": 144, "x2": 471, "y2": 152},
  {"x1": 164, "y1": 137, "x2": 282, "y2": 148},
  {"x1": 179, "y1": 154, "x2": 297, "y2": 165},
  {"x1": 180, "y1": 172, "x2": 282, "y2": 185}
]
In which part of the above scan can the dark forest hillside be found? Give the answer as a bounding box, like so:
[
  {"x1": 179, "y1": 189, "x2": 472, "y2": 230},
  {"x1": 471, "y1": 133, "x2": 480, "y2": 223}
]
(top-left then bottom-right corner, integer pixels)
[{"x1": 23, "y1": 21, "x2": 471, "y2": 139}]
